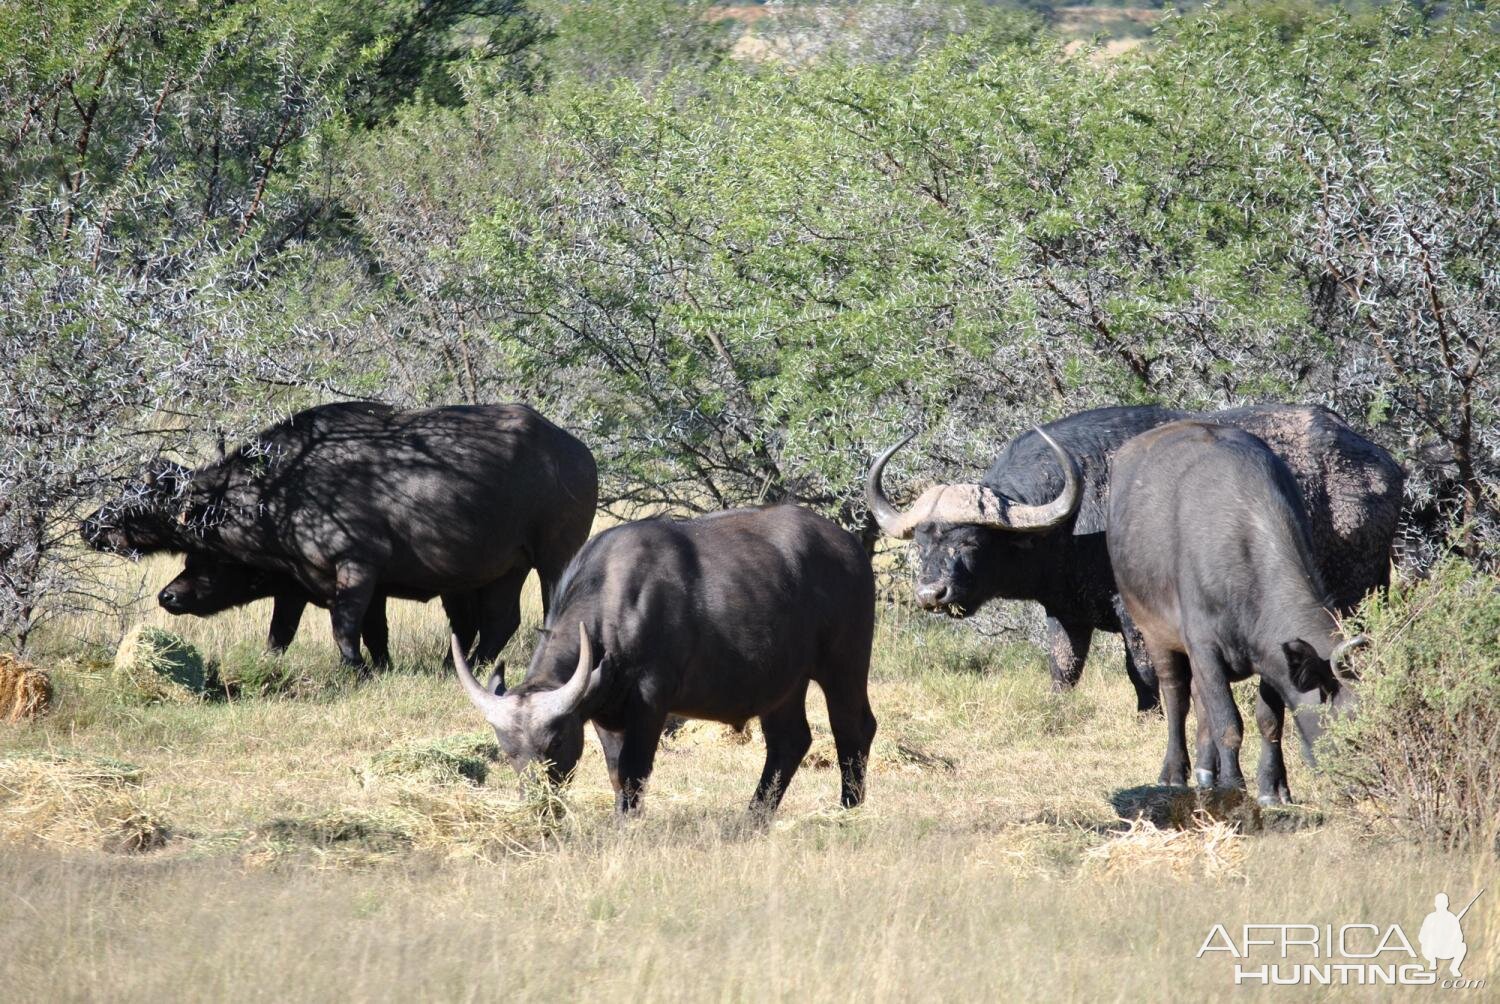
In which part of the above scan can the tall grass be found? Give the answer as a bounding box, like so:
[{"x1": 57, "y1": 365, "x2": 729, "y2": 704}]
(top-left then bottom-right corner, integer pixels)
[{"x1": 2, "y1": 554, "x2": 1496, "y2": 1001}]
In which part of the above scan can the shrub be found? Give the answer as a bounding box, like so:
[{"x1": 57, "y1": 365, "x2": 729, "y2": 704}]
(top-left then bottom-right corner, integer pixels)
[{"x1": 1320, "y1": 559, "x2": 1500, "y2": 850}]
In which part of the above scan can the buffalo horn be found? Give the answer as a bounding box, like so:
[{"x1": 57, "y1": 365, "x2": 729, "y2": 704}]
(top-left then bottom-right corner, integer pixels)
[{"x1": 865, "y1": 427, "x2": 1082, "y2": 539}]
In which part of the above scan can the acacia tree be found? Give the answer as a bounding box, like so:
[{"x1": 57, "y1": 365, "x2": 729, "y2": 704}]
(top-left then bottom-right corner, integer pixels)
[
  {"x1": 0, "y1": 0, "x2": 537, "y2": 649},
  {"x1": 1160, "y1": 5, "x2": 1500, "y2": 560}
]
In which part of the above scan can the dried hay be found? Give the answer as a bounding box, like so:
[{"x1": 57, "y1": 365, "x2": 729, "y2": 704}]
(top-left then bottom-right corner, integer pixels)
[
  {"x1": 0, "y1": 750, "x2": 169, "y2": 853},
  {"x1": 1083, "y1": 815, "x2": 1247, "y2": 882},
  {"x1": 360, "y1": 732, "x2": 500, "y2": 787},
  {"x1": 113, "y1": 625, "x2": 208, "y2": 704},
  {"x1": 241, "y1": 786, "x2": 560, "y2": 868},
  {"x1": 0, "y1": 654, "x2": 52, "y2": 722},
  {"x1": 383, "y1": 782, "x2": 562, "y2": 861}
]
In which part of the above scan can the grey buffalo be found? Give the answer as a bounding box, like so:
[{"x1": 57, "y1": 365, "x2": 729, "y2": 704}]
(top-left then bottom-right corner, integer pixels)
[
  {"x1": 1107, "y1": 420, "x2": 1366, "y2": 803},
  {"x1": 83, "y1": 402, "x2": 597, "y2": 671},
  {"x1": 451, "y1": 506, "x2": 877, "y2": 816},
  {"x1": 866, "y1": 404, "x2": 1401, "y2": 711}
]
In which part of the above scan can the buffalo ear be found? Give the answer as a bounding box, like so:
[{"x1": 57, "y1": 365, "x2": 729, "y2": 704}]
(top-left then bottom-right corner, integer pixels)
[
  {"x1": 1283, "y1": 639, "x2": 1334, "y2": 694},
  {"x1": 484, "y1": 662, "x2": 506, "y2": 697}
]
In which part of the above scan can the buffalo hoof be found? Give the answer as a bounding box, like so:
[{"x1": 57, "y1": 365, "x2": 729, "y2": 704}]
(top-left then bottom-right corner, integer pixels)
[
  {"x1": 1193, "y1": 768, "x2": 1217, "y2": 789},
  {"x1": 1257, "y1": 785, "x2": 1293, "y2": 807}
]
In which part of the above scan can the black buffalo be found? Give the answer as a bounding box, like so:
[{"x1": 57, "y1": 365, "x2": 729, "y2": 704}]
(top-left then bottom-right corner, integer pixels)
[
  {"x1": 866, "y1": 405, "x2": 1402, "y2": 710},
  {"x1": 157, "y1": 553, "x2": 483, "y2": 668},
  {"x1": 451, "y1": 506, "x2": 877, "y2": 816},
  {"x1": 1107, "y1": 421, "x2": 1366, "y2": 803},
  {"x1": 83, "y1": 402, "x2": 597, "y2": 670}
]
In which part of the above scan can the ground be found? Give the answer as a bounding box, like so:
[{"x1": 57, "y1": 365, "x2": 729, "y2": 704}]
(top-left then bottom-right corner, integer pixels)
[{"x1": 1, "y1": 556, "x2": 1493, "y2": 1001}]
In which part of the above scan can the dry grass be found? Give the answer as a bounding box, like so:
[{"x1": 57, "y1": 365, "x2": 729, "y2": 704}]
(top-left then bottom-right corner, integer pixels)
[
  {"x1": 1082, "y1": 816, "x2": 1247, "y2": 883},
  {"x1": 0, "y1": 653, "x2": 52, "y2": 722},
  {"x1": 0, "y1": 553, "x2": 1495, "y2": 1001},
  {"x1": 0, "y1": 750, "x2": 168, "y2": 853}
]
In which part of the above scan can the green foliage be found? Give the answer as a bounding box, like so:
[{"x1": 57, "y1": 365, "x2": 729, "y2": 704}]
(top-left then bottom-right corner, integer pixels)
[
  {"x1": 4, "y1": 0, "x2": 1500, "y2": 645},
  {"x1": 1321, "y1": 559, "x2": 1500, "y2": 849}
]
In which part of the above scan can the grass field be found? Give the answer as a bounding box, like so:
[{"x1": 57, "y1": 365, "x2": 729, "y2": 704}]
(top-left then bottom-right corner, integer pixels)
[{"x1": 2, "y1": 556, "x2": 1494, "y2": 1002}]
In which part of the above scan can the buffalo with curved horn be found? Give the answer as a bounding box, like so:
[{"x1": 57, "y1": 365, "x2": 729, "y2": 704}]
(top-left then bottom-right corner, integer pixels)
[
  {"x1": 864, "y1": 404, "x2": 1403, "y2": 714},
  {"x1": 452, "y1": 505, "x2": 877, "y2": 817}
]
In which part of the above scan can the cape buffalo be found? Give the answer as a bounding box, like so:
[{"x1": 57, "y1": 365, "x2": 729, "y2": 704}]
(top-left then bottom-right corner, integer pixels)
[
  {"x1": 83, "y1": 402, "x2": 597, "y2": 671},
  {"x1": 157, "y1": 553, "x2": 482, "y2": 668},
  {"x1": 1108, "y1": 421, "x2": 1366, "y2": 803},
  {"x1": 451, "y1": 506, "x2": 877, "y2": 816},
  {"x1": 865, "y1": 405, "x2": 1401, "y2": 710}
]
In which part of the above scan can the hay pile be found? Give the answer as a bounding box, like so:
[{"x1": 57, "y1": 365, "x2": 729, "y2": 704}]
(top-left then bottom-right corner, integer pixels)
[
  {"x1": 361, "y1": 732, "x2": 500, "y2": 787},
  {"x1": 113, "y1": 625, "x2": 209, "y2": 703},
  {"x1": 0, "y1": 654, "x2": 52, "y2": 722},
  {"x1": 1083, "y1": 816, "x2": 1247, "y2": 882},
  {"x1": 384, "y1": 784, "x2": 562, "y2": 861},
  {"x1": 0, "y1": 750, "x2": 169, "y2": 853}
]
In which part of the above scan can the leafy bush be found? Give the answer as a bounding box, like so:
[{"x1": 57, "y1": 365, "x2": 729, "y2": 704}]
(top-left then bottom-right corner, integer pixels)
[{"x1": 1320, "y1": 559, "x2": 1500, "y2": 850}]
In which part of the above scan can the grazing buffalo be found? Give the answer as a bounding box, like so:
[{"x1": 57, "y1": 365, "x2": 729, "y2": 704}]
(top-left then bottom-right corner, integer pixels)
[
  {"x1": 1108, "y1": 421, "x2": 1366, "y2": 803},
  {"x1": 157, "y1": 553, "x2": 482, "y2": 668},
  {"x1": 83, "y1": 402, "x2": 597, "y2": 671},
  {"x1": 451, "y1": 506, "x2": 877, "y2": 816},
  {"x1": 866, "y1": 405, "x2": 1402, "y2": 710}
]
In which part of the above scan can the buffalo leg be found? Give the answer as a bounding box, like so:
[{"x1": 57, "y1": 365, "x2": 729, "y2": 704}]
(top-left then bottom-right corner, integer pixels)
[
  {"x1": 751, "y1": 684, "x2": 813, "y2": 816},
  {"x1": 1045, "y1": 616, "x2": 1092, "y2": 692},
  {"x1": 266, "y1": 593, "x2": 308, "y2": 653},
  {"x1": 1255, "y1": 681, "x2": 1293, "y2": 806},
  {"x1": 1155, "y1": 648, "x2": 1192, "y2": 785},
  {"x1": 1191, "y1": 680, "x2": 1220, "y2": 788},
  {"x1": 441, "y1": 592, "x2": 479, "y2": 665},
  {"x1": 1185, "y1": 640, "x2": 1245, "y2": 790},
  {"x1": 331, "y1": 563, "x2": 378, "y2": 670},
  {"x1": 616, "y1": 713, "x2": 668, "y2": 815},
  {"x1": 824, "y1": 687, "x2": 877, "y2": 809},
  {"x1": 595, "y1": 723, "x2": 626, "y2": 797},
  {"x1": 361, "y1": 597, "x2": 391, "y2": 670},
  {"x1": 469, "y1": 568, "x2": 529, "y2": 667},
  {"x1": 1114, "y1": 600, "x2": 1162, "y2": 713}
]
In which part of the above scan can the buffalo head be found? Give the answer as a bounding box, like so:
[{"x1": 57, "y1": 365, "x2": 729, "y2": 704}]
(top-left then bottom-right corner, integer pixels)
[
  {"x1": 864, "y1": 429, "x2": 1081, "y2": 616},
  {"x1": 1282, "y1": 633, "x2": 1367, "y2": 757},
  {"x1": 452, "y1": 623, "x2": 595, "y2": 786},
  {"x1": 80, "y1": 459, "x2": 194, "y2": 556},
  {"x1": 158, "y1": 553, "x2": 276, "y2": 616}
]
